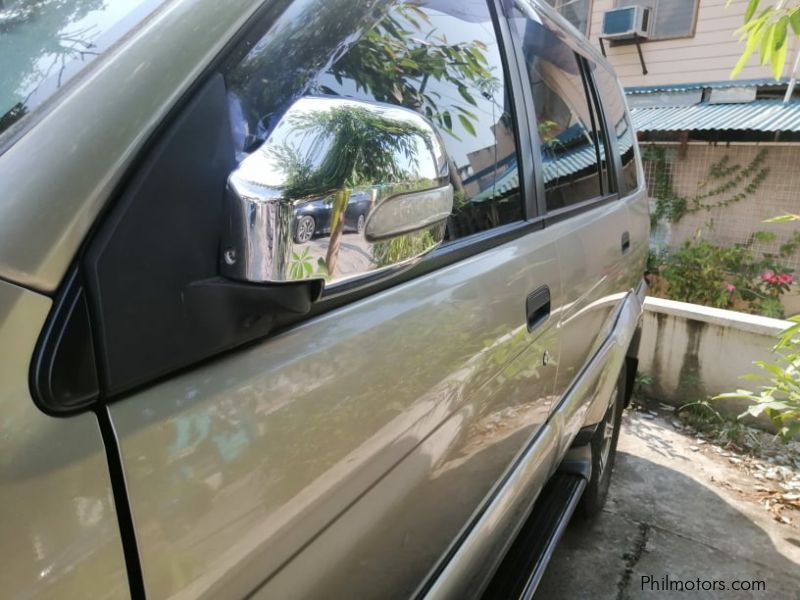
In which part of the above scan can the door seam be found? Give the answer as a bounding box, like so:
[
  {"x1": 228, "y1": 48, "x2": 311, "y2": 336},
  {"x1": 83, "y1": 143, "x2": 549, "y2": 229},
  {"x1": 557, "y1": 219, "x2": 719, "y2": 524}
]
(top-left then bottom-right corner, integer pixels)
[{"x1": 96, "y1": 405, "x2": 146, "y2": 599}]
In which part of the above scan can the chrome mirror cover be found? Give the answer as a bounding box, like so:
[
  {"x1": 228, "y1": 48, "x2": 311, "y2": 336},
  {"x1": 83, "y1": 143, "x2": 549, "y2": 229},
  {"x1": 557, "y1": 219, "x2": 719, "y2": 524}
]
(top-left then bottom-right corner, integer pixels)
[{"x1": 220, "y1": 96, "x2": 453, "y2": 289}]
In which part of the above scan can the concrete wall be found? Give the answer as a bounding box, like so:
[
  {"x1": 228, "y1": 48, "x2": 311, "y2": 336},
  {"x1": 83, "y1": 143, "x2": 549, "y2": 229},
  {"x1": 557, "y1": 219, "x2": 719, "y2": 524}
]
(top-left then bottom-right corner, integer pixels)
[
  {"x1": 638, "y1": 297, "x2": 790, "y2": 430},
  {"x1": 587, "y1": 0, "x2": 800, "y2": 88}
]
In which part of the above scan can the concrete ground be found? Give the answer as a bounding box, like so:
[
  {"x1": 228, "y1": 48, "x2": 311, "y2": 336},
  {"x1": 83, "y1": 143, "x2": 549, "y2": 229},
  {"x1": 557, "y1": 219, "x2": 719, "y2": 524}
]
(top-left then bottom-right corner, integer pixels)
[{"x1": 534, "y1": 408, "x2": 800, "y2": 600}]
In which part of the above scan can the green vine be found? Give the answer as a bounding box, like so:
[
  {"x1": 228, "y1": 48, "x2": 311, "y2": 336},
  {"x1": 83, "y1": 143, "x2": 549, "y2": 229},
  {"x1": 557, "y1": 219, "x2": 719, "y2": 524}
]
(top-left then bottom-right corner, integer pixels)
[{"x1": 643, "y1": 146, "x2": 770, "y2": 226}]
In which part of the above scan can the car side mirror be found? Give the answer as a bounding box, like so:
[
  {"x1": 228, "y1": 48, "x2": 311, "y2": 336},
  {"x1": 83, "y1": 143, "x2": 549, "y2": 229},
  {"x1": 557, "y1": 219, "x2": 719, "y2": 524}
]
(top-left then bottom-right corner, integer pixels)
[{"x1": 220, "y1": 96, "x2": 453, "y2": 289}]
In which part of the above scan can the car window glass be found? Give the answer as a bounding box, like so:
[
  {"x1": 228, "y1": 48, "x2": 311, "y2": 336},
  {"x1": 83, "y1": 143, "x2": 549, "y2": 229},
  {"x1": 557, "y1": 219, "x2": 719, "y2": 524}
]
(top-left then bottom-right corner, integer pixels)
[
  {"x1": 512, "y1": 6, "x2": 606, "y2": 211},
  {"x1": 590, "y1": 60, "x2": 639, "y2": 194},
  {"x1": 227, "y1": 0, "x2": 524, "y2": 241},
  {"x1": 0, "y1": 0, "x2": 162, "y2": 141}
]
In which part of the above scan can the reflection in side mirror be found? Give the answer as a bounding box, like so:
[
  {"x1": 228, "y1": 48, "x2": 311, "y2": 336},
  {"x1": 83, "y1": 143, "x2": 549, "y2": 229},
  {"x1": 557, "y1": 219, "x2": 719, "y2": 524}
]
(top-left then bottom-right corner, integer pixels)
[{"x1": 220, "y1": 96, "x2": 453, "y2": 289}]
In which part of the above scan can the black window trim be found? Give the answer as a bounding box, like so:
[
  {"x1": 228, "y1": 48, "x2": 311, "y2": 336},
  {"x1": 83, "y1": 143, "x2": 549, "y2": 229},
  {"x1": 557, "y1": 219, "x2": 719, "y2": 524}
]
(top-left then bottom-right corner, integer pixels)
[
  {"x1": 502, "y1": 0, "x2": 548, "y2": 219},
  {"x1": 506, "y1": 0, "x2": 618, "y2": 222},
  {"x1": 575, "y1": 53, "x2": 608, "y2": 197},
  {"x1": 579, "y1": 54, "x2": 624, "y2": 196}
]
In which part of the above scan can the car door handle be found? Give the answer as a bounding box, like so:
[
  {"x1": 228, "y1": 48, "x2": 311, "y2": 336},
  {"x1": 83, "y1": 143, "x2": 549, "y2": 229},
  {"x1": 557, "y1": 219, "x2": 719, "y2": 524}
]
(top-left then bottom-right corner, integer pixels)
[
  {"x1": 621, "y1": 231, "x2": 631, "y2": 254},
  {"x1": 526, "y1": 285, "x2": 551, "y2": 333}
]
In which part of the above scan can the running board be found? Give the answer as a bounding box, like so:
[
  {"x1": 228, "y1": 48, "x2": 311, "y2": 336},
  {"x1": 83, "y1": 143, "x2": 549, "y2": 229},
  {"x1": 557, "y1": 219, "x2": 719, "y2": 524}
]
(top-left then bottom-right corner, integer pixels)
[{"x1": 480, "y1": 472, "x2": 587, "y2": 600}]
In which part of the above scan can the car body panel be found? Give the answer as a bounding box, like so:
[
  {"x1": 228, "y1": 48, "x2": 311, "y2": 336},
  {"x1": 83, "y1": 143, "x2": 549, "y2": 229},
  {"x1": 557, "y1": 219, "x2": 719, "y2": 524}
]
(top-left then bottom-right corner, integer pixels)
[
  {"x1": 422, "y1": 286, "x2": 643, "y2": 600},
  {"x1": 0, "y1": 0, "x2": 262, "y2": 293},
  {"x1": 0, "y1": 1, "x2": 650, "y2": 598},
  {"x1": 551, "y1": 200, "x2": 633, "y2": 407},
  {"x1": 109, "y1": 225, "x2": 563, "y2": 599},
  {"x1": 0, "y1": 281, "x2": 128, "y2": 597}
]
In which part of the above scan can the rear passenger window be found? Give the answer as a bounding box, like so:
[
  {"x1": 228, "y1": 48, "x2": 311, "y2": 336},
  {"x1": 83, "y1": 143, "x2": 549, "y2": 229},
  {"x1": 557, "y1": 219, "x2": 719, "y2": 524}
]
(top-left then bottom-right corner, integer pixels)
[
  {"x1": 591, "y1": 61, "x2": 640, "y2": 194},
  {"x1": 512, "y1": 7, "x2": 607, "y2": 211},
  {"x1": 228, "y1": 0, "x2": 524, "y2": 241}
]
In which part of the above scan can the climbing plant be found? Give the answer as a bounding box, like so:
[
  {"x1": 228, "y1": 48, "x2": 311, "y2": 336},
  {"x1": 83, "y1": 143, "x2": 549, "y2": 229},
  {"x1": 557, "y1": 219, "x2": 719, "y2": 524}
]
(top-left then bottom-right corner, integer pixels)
[{"x1": 643, "y1": 146, "x2": 770, "y2": 226}]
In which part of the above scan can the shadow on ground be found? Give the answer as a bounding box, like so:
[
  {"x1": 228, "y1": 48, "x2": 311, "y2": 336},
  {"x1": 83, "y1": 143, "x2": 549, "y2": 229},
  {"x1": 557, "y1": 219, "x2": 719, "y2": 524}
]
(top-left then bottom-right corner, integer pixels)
[{"x1": 533, "y1": 412, "x2": 800, "y2": 600}]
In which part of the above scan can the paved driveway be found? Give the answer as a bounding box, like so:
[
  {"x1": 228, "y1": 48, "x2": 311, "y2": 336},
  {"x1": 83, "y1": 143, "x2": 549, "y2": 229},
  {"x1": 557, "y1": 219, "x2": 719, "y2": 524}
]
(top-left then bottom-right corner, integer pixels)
[{"x1": 534, "y1": 409, "x2": 800, "y2": 599}]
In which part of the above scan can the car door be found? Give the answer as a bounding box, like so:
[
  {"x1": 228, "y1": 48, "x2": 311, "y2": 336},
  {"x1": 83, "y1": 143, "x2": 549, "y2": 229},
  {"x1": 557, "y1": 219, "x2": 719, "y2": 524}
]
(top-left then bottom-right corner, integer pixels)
[
  {"x1": 509, "y1": 1, "x2": 633, "y2": 405},
  {"x1": 59, "y1": 1, "x2": 563, "y2": 598}
]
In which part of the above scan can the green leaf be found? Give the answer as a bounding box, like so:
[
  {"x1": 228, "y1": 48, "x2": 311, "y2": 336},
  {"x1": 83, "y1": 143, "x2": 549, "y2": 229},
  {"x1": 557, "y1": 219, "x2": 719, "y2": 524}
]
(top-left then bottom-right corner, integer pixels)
[
  {"x1": 442, "y1": 111, "x2": 452, "y2": 130},
  {"x1": 745, "y1": 0, "x2": 760, "y2": 22},
  {"x1": 760, "y1": 22, "x2": 775, "y2": 65},
  {"x1": 457, "y1": 85, "x2": 476, "y2": 105},
  {"x1": 775, "y1": 16, "x2": 789, "y2": 48},
  {"x1": 791, "y1": 10, "x2": 800, "y2": 36},
  {"x1": 772, "y1": 52, "x2": 789, "y2": 81},
  {"x1": 771, "y1": 20, "x2": 789, "y2": 79},
  {"x1": 454, "y1": 105, "x2": 478, "y2": 119},
  {"x1": 458, "y1": 114, "x2": 476, "y2": 136},
  {"x1": 731, "y1": 21, "x2": 764, "y2": 77}
]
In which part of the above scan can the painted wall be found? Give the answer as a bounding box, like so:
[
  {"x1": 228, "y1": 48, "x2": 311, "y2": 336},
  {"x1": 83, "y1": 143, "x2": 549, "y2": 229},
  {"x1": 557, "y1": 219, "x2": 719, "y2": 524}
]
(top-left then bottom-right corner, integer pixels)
[
  {"x1": 588, "y1": 0, "x2": 800, "y2": 87},
  {"x1": 638, "y1": 297, "x2": 790, "y2": 431}
]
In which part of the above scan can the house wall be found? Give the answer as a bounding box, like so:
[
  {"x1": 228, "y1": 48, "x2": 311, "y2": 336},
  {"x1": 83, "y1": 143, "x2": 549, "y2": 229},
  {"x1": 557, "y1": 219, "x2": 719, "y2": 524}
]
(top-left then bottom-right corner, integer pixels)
[
  {"x1": 645, "y1": 142, "x2": 800, "y2": 274},
  {"x1": 588, "y1": 0, "x2": 800, "y2": 87}
]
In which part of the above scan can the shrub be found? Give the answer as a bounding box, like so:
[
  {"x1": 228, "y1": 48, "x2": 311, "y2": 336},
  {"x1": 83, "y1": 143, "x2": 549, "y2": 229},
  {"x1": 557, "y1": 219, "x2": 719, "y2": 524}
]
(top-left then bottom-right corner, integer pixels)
[{"x1": 648, "y1": 237, "x2": 793, "y2": 318}]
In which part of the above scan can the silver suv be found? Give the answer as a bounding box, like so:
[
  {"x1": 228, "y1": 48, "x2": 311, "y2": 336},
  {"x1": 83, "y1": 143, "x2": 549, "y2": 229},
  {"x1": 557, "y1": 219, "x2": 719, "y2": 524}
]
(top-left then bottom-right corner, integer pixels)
[{"x1": 0, "y1": 0, "x2": 648, "y2": 598}]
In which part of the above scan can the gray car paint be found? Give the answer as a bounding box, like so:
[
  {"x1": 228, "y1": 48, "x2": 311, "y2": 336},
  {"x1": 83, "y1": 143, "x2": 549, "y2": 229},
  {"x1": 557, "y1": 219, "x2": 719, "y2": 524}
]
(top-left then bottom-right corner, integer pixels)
[
  {"x1": 109, "y1": 225, "x2": 564, "y2": 598},
  {"x1": 0, "y1": 0, "x2": 650, "y2": 598},
  {"x1": 0, "y1": 281, "x2": 128, "y2": 598}
]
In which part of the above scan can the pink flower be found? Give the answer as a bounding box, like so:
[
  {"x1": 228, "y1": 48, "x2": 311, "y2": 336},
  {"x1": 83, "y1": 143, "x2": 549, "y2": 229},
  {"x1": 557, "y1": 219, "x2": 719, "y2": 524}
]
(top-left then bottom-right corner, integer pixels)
[
  {"x1": 724, "y1": 282, "x2": 736, "y2": 293},
  {"x1": 778, "y1": 272, "x2": 793, "y2": 285},
  {"x1": 762, "y1": 270, "x2": 779, "y2": 285}
]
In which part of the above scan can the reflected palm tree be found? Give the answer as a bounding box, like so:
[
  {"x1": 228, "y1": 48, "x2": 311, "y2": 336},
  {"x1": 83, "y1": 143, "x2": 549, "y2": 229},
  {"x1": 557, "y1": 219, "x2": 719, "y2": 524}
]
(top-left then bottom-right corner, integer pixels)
[{"x1": 272, "y1": 103, "x2": 435, "y2": 274}]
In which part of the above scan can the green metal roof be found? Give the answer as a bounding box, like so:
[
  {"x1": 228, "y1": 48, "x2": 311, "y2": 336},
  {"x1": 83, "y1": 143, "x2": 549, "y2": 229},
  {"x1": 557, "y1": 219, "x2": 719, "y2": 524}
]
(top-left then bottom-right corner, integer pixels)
[
  {"x1": 630, "y1": 100, "x2": 800, "y2": 133},
  {"x1": 625, "y1": 78, "x2": 787, "y2": 95}
]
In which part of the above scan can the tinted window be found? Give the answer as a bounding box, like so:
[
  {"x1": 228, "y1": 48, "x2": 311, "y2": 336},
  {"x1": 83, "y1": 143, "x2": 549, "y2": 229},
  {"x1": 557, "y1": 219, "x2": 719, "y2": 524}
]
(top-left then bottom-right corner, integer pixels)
[
  {"x1": 228, "y1": 0, "x2": 523, "y2": 241},
  {"x1": 617, "y1": 0, "x2": 697, "y2": 39},
  {"x1": 590, "y1": 61, "x2": 639, "y2": 193},
  {"x1": 0, "y1": 0, "x2": 161, "y2": 140},
  {"x1": 513, "y1": 7, "x2": 606, "y2": 211}
]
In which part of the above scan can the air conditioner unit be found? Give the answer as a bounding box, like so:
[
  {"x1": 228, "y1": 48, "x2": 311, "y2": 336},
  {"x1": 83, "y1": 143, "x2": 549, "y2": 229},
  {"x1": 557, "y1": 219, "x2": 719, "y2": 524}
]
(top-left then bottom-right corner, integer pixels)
[{"x1": 601, "y1": 6, "x2": 651, "y2": 40}]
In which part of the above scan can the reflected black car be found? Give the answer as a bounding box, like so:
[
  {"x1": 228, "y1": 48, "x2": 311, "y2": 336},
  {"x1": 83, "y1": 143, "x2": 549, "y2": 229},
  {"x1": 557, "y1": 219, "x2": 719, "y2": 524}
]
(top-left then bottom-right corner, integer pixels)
[{"x1": 293, "y1": 191, "x2": 372, "y2": 243}]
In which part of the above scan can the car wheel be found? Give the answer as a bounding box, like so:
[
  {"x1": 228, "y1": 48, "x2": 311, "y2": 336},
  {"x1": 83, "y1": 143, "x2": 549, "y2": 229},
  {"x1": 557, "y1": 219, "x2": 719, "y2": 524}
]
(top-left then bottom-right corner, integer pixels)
[
  {"x1": 578, "y1": 363, "x2": 626, "y2": 517},
  {"x1": 356, "y1": 213, "x2": 365, "y2": 234},
  {"x1": 295, "y1": 215, "x2": 315, "y2": 244}
]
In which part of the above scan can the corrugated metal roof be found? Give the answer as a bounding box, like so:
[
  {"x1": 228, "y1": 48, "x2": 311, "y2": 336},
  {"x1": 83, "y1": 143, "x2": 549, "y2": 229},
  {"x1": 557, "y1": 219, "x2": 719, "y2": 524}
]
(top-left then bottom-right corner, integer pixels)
[
  {"x1": 630, "y1": 100, "x2": 800, "y2": 133},
  {"x1": 470, "y1": 143, "x2": 602, "y2": 203},
  {"x1": 543, "y1": 144, "x2": 599, "y2": 182},
  {"x1": 625, "y1": 78, "x2": 787, "y2": 95}
]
